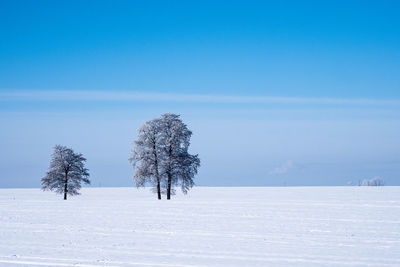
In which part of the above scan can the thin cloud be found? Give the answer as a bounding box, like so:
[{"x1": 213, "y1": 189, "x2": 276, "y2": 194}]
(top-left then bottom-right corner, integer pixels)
[
  {"x1": 270, "y1": 160, "x2": 294, "y2": 175},
  {"x1": 1, "y1": 90, "x2": 400, "y2": 106}
]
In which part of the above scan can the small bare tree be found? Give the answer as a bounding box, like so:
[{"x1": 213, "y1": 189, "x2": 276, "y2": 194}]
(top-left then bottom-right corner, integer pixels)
[
  {"x1": 362, "y1": 177, "x2": 384, "y2": 186},
  {"x1": 41, "y1": 145, "x2": 90, "y2": 200}
]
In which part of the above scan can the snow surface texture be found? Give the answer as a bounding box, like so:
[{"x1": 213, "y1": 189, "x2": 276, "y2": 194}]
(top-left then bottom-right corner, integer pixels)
[{"x1": 0, "y1": 187, "x2": 399, "y2": 266}]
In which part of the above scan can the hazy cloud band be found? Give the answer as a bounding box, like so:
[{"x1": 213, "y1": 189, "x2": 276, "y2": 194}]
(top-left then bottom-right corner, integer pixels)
[{"x1": 1, "y1": 90, "x2": 400, "y2": 106}]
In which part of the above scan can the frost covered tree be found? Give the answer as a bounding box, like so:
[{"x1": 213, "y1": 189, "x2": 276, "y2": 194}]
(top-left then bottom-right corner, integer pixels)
[
  {"x1": 41, "y1": 145, "x2": 90, "y2": 200},
  {"x1": 130, "y1": 114, "x2": 200, "y2": 200},
  {"x1": 362, "y1": 177, "x2": 384, "y2": 186},
  {"x1": 159, "y1": 113, "x2": 200, "y2": 199},
  {"x1": 129, "y1": 118, "x2": 163, "y2": 199}
]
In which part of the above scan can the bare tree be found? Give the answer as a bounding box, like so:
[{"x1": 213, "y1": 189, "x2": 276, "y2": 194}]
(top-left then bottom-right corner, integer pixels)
[
  {"x1": 41, "y1": 145, "x2": 90, "y2": 200},
  {"x1": 130, "y1": 118, "x2": 163, "y2": 199},
  {"x1": 362, "y1": 177, "x2": 385, "y2": 186},
  {"x1": 159, "y1": 113, "x2": 200, "y2": 199},
  {"x1": 130, "y1": 114, "x2": 200, "y2": 200}
]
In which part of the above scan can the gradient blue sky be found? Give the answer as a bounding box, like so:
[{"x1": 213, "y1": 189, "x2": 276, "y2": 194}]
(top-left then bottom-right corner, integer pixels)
[{"x1": 1, "y1": 0, "x2": 399, "y2": 187}]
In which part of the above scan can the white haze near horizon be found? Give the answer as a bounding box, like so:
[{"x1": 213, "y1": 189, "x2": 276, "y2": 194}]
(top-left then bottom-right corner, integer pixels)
[{"x1": 0, "y1": 91, "x2": 399, "y2": 188}]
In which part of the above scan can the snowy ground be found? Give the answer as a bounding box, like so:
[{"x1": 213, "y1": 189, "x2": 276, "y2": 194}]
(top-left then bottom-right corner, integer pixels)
[{"x1": 0, "y1": 187, "x2": 399, "y2": 267}]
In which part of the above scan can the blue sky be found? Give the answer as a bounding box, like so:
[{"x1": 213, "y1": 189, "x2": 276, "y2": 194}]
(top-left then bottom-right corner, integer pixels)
[{"x1": 0, "y1": 1, "x2": 399, "y2": 187}]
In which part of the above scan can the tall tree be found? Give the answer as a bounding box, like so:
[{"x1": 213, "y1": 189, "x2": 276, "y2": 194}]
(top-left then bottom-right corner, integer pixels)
[
  {"x1": 130, "y1": 118, "x2": 163, "y2": 199},
  {"x1": 41, "y1": 145, "x2": 90, "y2": 200},
  {"x1": 130, "y1": 114, "x2": 200, "y2": 200},
  {"x1": 159, "y1": 113, "x2": 200, "y2": 199}
]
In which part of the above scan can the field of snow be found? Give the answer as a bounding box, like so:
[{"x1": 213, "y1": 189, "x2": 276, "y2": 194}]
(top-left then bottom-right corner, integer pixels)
[{"x1": 0, "y1": 187, "x2": 399, "y2": 266}]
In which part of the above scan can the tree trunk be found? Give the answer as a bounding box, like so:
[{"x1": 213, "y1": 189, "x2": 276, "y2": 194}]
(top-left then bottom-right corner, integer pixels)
[
  {"x1": 166, "y1": 145, "x2": 172, "y2": 200},
  {"x1": 64, "y1": 171, "x2": 68, "y2": 200},
  {"x1": 156, "y1": 175, "x2": 161, "y2": 200},
  {"x1": 167, "y1": 172, "x2": 171, "y2": 200},
  {"x1": 154, "y1": 146, "x2": 161, "y2": 200}
]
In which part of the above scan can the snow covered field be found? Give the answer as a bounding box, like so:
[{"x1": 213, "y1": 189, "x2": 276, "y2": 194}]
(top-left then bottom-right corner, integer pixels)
[{"x1": 0, "y1": 187, "x2": 399, "y2": 266}]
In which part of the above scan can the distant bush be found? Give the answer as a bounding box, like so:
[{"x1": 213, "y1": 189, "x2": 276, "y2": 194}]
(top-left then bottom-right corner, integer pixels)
[{"x1": 361, "y1": 177, "x2": 384, "y2": 186}]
